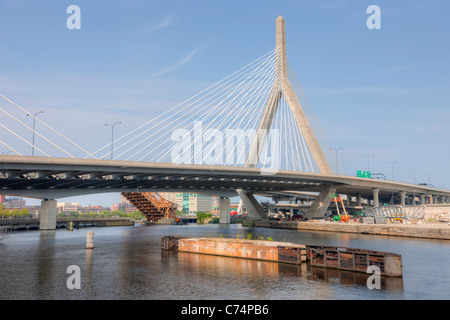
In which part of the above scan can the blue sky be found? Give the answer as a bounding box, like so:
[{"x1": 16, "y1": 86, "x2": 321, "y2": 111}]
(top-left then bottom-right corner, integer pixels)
[{"x1": 1, "y1": 1, "x2": 449, "y2": 206}]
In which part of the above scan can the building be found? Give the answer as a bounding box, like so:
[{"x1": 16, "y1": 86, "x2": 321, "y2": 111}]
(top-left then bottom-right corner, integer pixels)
[
  {"x1": 188, "y1": 194, "x2": 213, "y2": 214},
  {"x1": 57, "y1": 202, "x2": 82, "y2": 213},
  {"x1": 4, "y1": 197, "x2": 26, "y2": 209},
  {"x1": 159, "y1": 192, "x2": 216, "y2": 214}
]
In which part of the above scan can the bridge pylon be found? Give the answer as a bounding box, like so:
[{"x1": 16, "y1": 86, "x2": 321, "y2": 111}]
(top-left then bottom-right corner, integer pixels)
[
  {"x1": 239, "y1": 15, "x2": 334, "y2": 219},
  {"x1": 245, "y1": 15, "x2": 332, "y2": 174}
]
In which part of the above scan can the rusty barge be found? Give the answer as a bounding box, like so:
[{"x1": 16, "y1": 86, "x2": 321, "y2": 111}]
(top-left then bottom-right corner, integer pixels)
[{"x1": 161, "y1": 236, "x2": 403, "y2": 277}]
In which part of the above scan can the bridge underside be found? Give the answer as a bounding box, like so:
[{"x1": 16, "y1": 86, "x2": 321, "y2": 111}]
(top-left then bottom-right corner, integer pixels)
[
  {"x1": 1, "y1": 157, "x2": 449, "y2": 225},
  {"x1": 1, "y1": 157, "x2": 449, "y2": 199}
]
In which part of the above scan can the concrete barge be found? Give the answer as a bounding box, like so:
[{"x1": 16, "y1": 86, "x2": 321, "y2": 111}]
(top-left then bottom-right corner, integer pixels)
[
  {"x1": 162, "y1": 236, "x2": 308, "y2": 264},
  {"x1": 161, "y1": 236, "x2": 403, "y2": 277}
]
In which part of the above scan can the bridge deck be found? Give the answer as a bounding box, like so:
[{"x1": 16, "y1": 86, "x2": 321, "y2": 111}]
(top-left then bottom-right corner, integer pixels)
[{"x1": 1, "y1": 156, "x2": 449, "y2": 201}]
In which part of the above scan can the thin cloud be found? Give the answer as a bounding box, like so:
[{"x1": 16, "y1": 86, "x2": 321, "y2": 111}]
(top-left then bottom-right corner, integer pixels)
[
  {"x1": 148, "y1": 14, "x2": 174, "y2": 31},
  {"x1": 152, "y1": 42, "x2": 212, "y2": 77}
]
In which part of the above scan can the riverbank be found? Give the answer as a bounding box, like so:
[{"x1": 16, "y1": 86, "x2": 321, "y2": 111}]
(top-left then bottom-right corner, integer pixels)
[
  {"x1": 255, "y1": 220, "x2": 450, "y2": 240},
  {"x1": 0, "y1": 217, "x2": 135, "y2": 230}
]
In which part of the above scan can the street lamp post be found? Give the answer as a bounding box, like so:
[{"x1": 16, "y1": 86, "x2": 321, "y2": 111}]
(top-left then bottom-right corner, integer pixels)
[
  {"x1": 26, "y1": 111, "x2": 44, "y2": 156},
  {"x1": 362, "y1": 154, "x2": 375, "y2": 172},
  {"x1": 330, "y1": 147, "x2": 343, "y2": 175},
  {"x1": 386, "y1": 161, "x2": 398, "y2": 181},
  {"x1": 105, "y1": 122, "x2": 122, "y2": 160},
  {"x1": 408, "y1": 168, "x2": 419, "y2": 185}
]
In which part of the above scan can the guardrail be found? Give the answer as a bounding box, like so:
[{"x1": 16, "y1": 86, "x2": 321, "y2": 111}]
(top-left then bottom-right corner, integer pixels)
[{"x1": 363, "y1": 205, "x2": 426, "y2": 220}]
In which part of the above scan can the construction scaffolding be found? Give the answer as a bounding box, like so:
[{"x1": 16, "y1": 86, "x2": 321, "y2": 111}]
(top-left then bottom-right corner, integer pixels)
[{"x1": 121, "y1": 192, "x2": 176, "y2": 223}]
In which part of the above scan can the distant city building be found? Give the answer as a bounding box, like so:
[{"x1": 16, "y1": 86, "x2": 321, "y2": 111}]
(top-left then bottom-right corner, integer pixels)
[
  {"x1": 4, "y1": 197, "x2": 26, "y2": 209},
  {"x1": 0, "y1": 195, "x2": 5, "y2": 204},
  {"x1": 112, "y1": 198, "x2": 136, "y2": 213},
  {"x1": 56, "y1": 202, "x2": 110, "y2": 214},
  {"x1": 57, "y1": 202, "x2": 83, "y2": 213},
  {"x1": 159, "y1": 192, "x2": 217, "y2": 214},
  {"x1": 83, "y1": 205, "x2": 110, "y2": 214}
]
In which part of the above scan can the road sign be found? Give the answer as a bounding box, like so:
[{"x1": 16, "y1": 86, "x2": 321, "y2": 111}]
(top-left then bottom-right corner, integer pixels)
[{"x1": 357, "y1": 170, "x2": 371, "y2": 178}]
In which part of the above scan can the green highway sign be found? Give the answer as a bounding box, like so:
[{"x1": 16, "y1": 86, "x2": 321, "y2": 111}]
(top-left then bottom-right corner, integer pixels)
[{"x1": 357, "y1": 170, "x2": 371, "y2": 178}]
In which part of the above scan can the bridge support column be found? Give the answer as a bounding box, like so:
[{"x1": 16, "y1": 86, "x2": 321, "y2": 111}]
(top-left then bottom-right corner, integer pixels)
[
  {"x1": 372, "y1": 188, "x2": 380, "y2": 207},
  {"x1": 237, "y1": 189, "x2": 267, "y2": 219},
  {"x1": 304, "y1": 184, "x2": 336, "y2": 220},
  {"x1": 40, "y1": 199, "x2": 58, "y2": 230},
  {"x1": 219, "y1": 197, "x2": 231, "y2": 224},
  {"x1": 406, "y1": 195, "x2": 411, "y2": 205},
  {"x1": 419, "y1": 194, "x2": 426, "y2": 205},
  {"x1": 356, "y1": 193, "x2": 362, "y2": 206},
  {"x1": 399, "y1": 191, "x2": 406, "y2": 206}
]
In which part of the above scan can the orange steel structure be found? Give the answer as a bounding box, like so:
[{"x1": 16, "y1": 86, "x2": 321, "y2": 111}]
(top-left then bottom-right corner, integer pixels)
[{"x1": 121, "y1": 192, "x2": 176, "y2": 223}]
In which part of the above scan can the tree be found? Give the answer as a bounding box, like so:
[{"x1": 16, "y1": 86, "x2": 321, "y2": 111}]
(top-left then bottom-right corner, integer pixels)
[
  {"x1": 10, "y1": 209, "x2": 19, "y2": 218},
  {"x1": 0, "y1": 204, "x2": 7, "y2": 219},
  {"x1": 196, "y1": 211, "x2": 212, "y2": 224}
]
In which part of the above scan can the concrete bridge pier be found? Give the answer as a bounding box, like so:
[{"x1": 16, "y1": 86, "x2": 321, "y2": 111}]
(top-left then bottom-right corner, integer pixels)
[
  {"x1": 399, "y1": 191, "x2": 406, "y2": 206},
  {"x1": 219, "y1": 197, "x2": 231, "y2": 224},
  {"x1": 372, "y1": 188, "x2": 380, "y2": 207},
  {"x1": 304, "y1": 184, "x2": 336, "y2": 219},
  {"x1": 236, "y1": 189, "x2": 267, "y2": 220},
  {"x1": 40, "y1": 199, "x2": 58, "y2": 230},
  {"x1": 356, "y1": 193, "x2": 362, "y2": 206},
  {"x1": 419, "y1": 193, "x2": 426, "y2": 205}
]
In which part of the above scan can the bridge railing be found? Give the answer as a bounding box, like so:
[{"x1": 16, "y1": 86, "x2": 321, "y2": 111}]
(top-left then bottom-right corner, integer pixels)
[{"x1": 363, "y1": 205, "x2": 426, "y2": 220}]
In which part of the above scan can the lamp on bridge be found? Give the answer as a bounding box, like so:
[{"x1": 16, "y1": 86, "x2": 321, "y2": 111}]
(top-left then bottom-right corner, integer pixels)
[
  {"x1": 26, "y1": 111, "x2": 44, "y2": 156},
  {"x1": 330, "y1": 147, "x2": 343, "y2": 175},
  {"x1": 386, "y1": 161, "x2": 398, "y2": 181},
  {"x1": 105, "y1": 122, "x2": 122, "y2": 160},
  {"x1": 362, "y1": 154, "x2": 375, "y2": 173}
]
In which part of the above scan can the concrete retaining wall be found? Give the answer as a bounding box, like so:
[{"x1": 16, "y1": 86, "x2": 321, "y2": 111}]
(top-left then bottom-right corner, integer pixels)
[
  {"x1": 424, "y1": 205, "x2": 450, "y2": 218},
  {"x1": 256, "y1": 220, "x2": 450, "y2": 240}
]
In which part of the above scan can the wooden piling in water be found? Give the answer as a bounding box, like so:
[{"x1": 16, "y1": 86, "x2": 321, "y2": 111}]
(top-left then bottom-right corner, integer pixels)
[{"x1": 86, "y1": 231, "x2": 94, "y2": 249}]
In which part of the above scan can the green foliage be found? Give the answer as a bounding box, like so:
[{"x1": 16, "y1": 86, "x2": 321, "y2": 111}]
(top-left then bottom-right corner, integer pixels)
[
  {"x1": 210, "y1": 217, "x2": 220, "y2": 224},
  {"x1": 266, "y1": 237, "x2": 273, "y2": 241},
  {"x1": 56, "y1": 209, "x2": 144, "y2": 220},
  {"x1": 258, "y1": 236, "x2": 264, "y2": 241},
  {"x1": 0, "y1": 205, "x2": 30, "y2": 218},
  {"x1": 196, "y1": 211, "x2": 212, "y2": 224},
  {"x1": 246, "y1": 232, "x2": 253, "y2": 240}
]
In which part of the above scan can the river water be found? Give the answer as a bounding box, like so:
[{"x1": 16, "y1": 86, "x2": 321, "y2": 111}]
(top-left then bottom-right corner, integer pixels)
[{"x1": 0, "y1": 223, "x2": 449, "y2": 300}]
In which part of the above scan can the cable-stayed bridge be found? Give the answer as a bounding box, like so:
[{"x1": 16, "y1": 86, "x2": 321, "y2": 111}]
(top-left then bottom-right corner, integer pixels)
[{"x1": 1, "y1": 16, "x2": 449, "y2": 229}]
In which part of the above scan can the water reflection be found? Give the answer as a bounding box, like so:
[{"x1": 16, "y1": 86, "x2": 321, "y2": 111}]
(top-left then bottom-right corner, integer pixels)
[
  {"x1": 35, "y1": 231, "x2": 56, "y2": 299},
  {"x1": 310, "y1": 266, "x2": 404, "y2": 291},
  {"x1": 173, "y1": 252, "x2": 403, "y2": 292},
  {"x1": 2, "y1": 224, "x2": 448, "y2": 299}
]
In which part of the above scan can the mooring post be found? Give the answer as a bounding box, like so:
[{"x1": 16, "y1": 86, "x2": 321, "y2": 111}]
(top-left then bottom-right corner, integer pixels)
[{"x1": 86, "y1": 231, "x2": 94, "y2": 249}]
